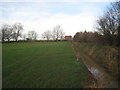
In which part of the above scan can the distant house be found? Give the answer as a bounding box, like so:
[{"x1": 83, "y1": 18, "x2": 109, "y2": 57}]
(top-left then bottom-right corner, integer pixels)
[{"x1": 64, "y1": 36, "x2": 72, "y2": 40}]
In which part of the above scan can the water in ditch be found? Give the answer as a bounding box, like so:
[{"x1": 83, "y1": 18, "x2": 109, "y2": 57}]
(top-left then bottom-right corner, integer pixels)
[{"x1": 81, "y1": 53, "x2": 118, "y2": 88}]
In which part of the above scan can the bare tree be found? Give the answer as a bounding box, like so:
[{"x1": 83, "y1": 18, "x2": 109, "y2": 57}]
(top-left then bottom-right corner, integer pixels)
[
  {"x1": 1, "y1": 24, "x2": 13, "y2": 42},
  {"x1": 53, "y1": 25, "x2": 61, "y2": 41},
  {"x1": 42, "y1": 25, "x2": 65, "y2": 41},
  {"x1": 96, "y1": 13, "x2": 118, "y2": 35},
  {"x1": 60, "y1": 29, "x2": 65, "y2": 40},
  {"x1": 12, "y1": 23, "x2": 23, "y2": 41},
  {"x1": 112, "y1": 1, "x2": 120, "y2": 26},
  {"x1": 28, "y1": 30, "x2": 37, "y2": 40},
  {"x1": 51, "y1": 30, "x2": 56, "y2": 40},
  {"x1": 22, "y1": 34, "x2": 27, "y2": 41},
  {"x1": 96, "y1": 1, "x2": 120, "y2": 45},
  {"x1": 112, "y1": 1, "x2": 120, "y2": 46},
  {"x1": 42, "y1": 30, "x2": 52, "y2": 40},
  {"x1": 52, "y1": 25, "x2": 65, "y2": 41}
]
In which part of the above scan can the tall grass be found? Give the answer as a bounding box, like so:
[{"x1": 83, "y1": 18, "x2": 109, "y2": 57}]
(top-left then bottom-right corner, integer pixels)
[{"x1": 77, "y1": 43, "x2": 118, "y2": 80}]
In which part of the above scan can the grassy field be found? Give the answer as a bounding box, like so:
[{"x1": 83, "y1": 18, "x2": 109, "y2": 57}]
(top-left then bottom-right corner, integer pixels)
[{"x1": 2, "y1": 42, "x2": 88, "y2": 88}]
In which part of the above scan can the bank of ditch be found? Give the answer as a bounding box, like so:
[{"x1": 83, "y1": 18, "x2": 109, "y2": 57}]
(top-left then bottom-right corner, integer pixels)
[{"x1": 73, "y1": 42, "x2": 119, "y2": 88}]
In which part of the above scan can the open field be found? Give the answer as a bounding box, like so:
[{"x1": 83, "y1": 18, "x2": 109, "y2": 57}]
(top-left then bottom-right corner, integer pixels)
[{"x1": 2, "y1": 42, "x2": 88, "y2": 88}]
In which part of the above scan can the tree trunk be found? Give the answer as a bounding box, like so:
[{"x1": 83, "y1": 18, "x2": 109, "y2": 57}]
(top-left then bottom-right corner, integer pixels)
[
  {"x1": 15, "y1": 37, "x2": 18, "y2": 42},
  {"x1": 2, "y1": 38, "x2": 4, "y2": 43},
  {"x1": 7, "y1": 38, "x2": 10, "y2": 42},
  {"x1": 117, "y1": 26, "x2": 120, "y2": 46}
]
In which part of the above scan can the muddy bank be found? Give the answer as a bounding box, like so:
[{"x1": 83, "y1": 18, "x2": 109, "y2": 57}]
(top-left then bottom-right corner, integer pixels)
[
  {"x1": 79, "y1": 52, "x2": 118, "y2": 88},
  {"x1": 72, "y1": 42, "x2": 118, "y2": 88},
  {"x1": 72, "y1": 43, "x2": 98, "y2": 88},
  {"x1": 85, "y1": 71, "x2": 98, "y2": 88}
]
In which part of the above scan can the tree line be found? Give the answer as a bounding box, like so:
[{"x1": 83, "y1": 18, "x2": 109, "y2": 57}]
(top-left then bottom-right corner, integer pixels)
[
  {"x1": 0, "y1": 23, "x2": 23, "y2": 42},
  {"x1": 0, "y1": 23, "x2": 65, "y2": 42},
  {"x1": 0, "y1": 23, "x2": 39, "y2": 42},
  {"x1": 74, "y1": 1, "x2": 120, "y2": 47},
  {"x1": 42, "y1": 25, "x2": 65, "y2": 41},
  {"x1": 1, "y1": 1, "x2": 119, "y2": 45}
]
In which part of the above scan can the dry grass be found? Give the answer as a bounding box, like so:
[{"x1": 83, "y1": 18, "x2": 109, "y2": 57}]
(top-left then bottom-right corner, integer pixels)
[{"x1": 77, "y1": 42, "x2": 118, "y2": 80}]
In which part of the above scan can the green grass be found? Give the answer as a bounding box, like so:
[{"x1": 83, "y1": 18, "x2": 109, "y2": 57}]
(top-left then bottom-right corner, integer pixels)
[{"x1": 3, "y1": 42, "x2": 88, "y2": 88}]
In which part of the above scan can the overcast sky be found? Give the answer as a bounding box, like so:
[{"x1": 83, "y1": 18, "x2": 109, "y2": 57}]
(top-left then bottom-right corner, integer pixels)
[{"x1": 0, "y1": 0, "x2": 112, "y2": 39}]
